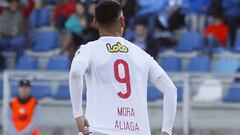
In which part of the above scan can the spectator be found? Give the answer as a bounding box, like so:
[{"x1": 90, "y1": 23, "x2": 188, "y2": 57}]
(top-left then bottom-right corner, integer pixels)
[
  {"x1": 205, "y1": 16, "x2": 228, "y2": 46},
  {"x1": 121, "y1": 0, "x2": 138, "y2": 26},
  {"x1": 0, "y1": 0, "x2": 26, "y2": 56},
  {"x1": 87, "y1": 1, "x2": 97, "y2": 16},
  {"x1": 129, "y1": 19, "x2": 161, "y2": 59},
  {"x1": 22, "y1": 0, "x2": 34, "y2": 18},
  {"x1": 6, "y1": 79, "x2": 40, "y2": 135},
  {"x1": 0, "y1": 4, "x2": 3, "y2": 14},
  {"x1": 85, "y1": 1, "x2": 99, "y2": 42},
  {"x1": 131, "y1": 20, "x2": 149, "y2": 51},
  {"x1": 183, "y1": 0, "x2": 211, "y2": 32},
  {"x1": 61, "y1": 3, "x2": 90, "y2": 58},
  {"x1": 207, "y1": 0, "x2": 223, "y2": 18},
  {"x1": 53, "y1": 0, "x2": 78, "y2": 29},
  {"x1": 222, "y1": 0, "x2": 240, "y2": 47},
  {"x1": 204, "y1": 16, "x2": 228, "y2": 57}
]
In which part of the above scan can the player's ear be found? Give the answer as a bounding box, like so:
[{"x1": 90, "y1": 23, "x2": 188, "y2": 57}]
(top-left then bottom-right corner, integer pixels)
[
  {"x1": 120, "y1": 16, "x2": 125, "y2": 28},
  {"x1": 93, "y1": 17, "x2": 99, "y2": 29}
]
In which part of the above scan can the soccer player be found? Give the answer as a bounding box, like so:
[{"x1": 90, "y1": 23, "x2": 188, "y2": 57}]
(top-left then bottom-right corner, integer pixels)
[{"x1": 69, "y1": 1, "x2": 177, "y2": 135}]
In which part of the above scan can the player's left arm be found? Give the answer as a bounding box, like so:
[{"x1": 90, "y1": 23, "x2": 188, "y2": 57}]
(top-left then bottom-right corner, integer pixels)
[
  {"x1": 148, "y1": 58, "x2": 177, "y2": 135},
  {"x1": 69, "y1": 46, "x2": 91, "y2": 135}
]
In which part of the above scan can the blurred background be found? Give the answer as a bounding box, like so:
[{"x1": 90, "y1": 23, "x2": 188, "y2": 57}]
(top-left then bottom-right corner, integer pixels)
[{"x1": 0, "y1": 0, "x2": 240, "y2": 135}]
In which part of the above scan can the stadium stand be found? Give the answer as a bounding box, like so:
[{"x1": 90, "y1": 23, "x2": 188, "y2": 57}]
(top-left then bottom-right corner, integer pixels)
[
  {"x1": 28, "y1": 8, "x2": 51, "y2": 28},
  {"x1": 214, "y1": 58, "x2": 239, "y2": 73},
  {"x1": 16, "y1": 55, "x2": 38, "y2": 70},
  {"x1": 31, "y1": 30, "x2": 60, "y2": 52},
  {"x1": 194, "y1": 79, "x2": 223, "y2": 101},
  {"x1": 10, "y1": 83, "x2": 18, "y2": 97},
  {"x1": 160, "y1": 56, "x2": 181, "y2": 72},
  {"x1": 223, "y1": 86, "x2": 240, "y2": 102},
  {"x1": 233, "y1": 34, "x2": 240, "y2": 52},
  {"x1": 48, "y1": 0, "x2": 56, "y2": 5},
  {"x1": 46, "y1": 55, "x2": 70, "y2": 71},
  {"x1": 176, "y1": 86, "x2": 183, "y2": 102},
  {"x1": 176, "y1": 32, "x2": 204, "y2": 52},
  {"x1": 31, "y1": 84, "x2": 52, "y2": 99},
  {"x1": 53, "y1": 84, "x2": 70, "y2": 100},
  {"x1": 0, "y1": 79, "x2": 2, "y2": 100},
  {"x1": 147, "y1": 85, "x2": 163, "y2": 101},
  {"x1": 187, "y1": 55, "x2": 210, "y2": 72}
]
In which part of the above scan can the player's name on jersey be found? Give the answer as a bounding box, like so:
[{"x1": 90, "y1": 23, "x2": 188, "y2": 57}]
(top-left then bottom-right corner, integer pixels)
[
  {"x1": 117, "y1": 107, "x2": 135, "y2": 117},
  {"x1": 114, "y1": 107, "x2": 140, "y2": 132},
  {"x1": 106, "y1": 42, "x2": 129, "y2": 53},
  {"x1": 115, "y1": 120, "x2": 140, "y2": 132}
]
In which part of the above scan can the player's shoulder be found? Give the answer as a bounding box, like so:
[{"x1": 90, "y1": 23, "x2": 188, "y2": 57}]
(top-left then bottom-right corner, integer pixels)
[
  {"x1": 124, "y1": 39, "x2": 151, "y2": 57},
  {"x1": 74, "y1": 39, "x2": 101, "y2": 57},
  {"x1": 123, "y1": 39, "x2": 143, "y2": 51},
  {"x1": 77, "y1": 39, "x2": 102, "y2": 50}
]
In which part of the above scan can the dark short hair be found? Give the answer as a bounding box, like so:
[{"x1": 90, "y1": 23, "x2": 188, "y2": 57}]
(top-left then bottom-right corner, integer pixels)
[
  {"x1": 135, "y1": 19, "x2": 148, "y2": 26},
  {"x1": 95, "y1": 0, "x2": 122, "y2": 26}
]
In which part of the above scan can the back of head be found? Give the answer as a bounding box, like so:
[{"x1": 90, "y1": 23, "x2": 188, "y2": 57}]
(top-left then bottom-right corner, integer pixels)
[{"x1": 95, "y1": 0, "x2": 122, "y2": 27}]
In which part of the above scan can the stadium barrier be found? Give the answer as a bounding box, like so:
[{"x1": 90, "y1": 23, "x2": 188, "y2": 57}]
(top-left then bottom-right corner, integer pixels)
[{"x1": 1, "y1": 71, "x2": 240, "y2": 135}]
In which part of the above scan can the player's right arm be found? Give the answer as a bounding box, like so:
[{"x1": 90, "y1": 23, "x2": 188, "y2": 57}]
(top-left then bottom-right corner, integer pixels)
[
  {"x1": 148, "y1": 57, "x2": 177, "y2": 135},
  {"x1": 69, "y1": 46, "x2": 91, "y2": 135}
]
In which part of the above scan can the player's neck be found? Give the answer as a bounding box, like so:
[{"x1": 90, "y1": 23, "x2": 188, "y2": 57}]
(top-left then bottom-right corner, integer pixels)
[{"x1": 99, "y1": 28, "x2": 122, "y2": 37}]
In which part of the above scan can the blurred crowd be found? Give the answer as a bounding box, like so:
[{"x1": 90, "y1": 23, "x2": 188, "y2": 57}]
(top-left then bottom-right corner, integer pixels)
[{"x1": 0, "y1": 0, "x2": 240, "y2": 71}]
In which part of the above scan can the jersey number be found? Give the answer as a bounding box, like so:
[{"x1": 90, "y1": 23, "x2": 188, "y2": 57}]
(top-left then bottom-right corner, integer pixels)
[{"x1": 114, "y1": 59, "x2": 131, "y2": 99}]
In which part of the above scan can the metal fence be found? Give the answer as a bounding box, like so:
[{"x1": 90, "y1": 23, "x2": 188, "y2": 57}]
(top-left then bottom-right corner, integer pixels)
[{"x1": 1, "y1": 71, "x2": 240, "y2": 135}]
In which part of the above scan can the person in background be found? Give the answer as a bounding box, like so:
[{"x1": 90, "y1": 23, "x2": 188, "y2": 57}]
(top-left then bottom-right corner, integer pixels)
[
  {"x1": 183, "y1": 0, "x2": 211, "y2": 32},
  {"x1": 61, "y1": 3, "x2": 87, "y2": 58},
  {"x1": 121, "y1": 0, "x2": 138, "y2": 26},
  {"x1": 53, "y1": 0, "x2": 78, "y2": 29},
  {"x1": 6, "y1": 79, "x2": 40, "y2": 135},
  {"x1": 204, "y1": 16, "x2": 228, "y2": 57},
  {"x1": 0, "y1": 0, "x2": 26, "y2": 56},
  {"x1": 85, "y1": 1, "x2": 99, "y2": 43},
  {"x1": 62, "y1": 2, "x2": 99, "y2": 59},
  {"x1": 21, "y1": 0, "x2": 34, "y2": 18},
  {"x1": 131, "y1": 20, "x2": 149, "y2": 51},
  {"x1": 222, "y1": 0, "x2": 240, "y2": 47},
  {"x1": 205, "y1": 16, "x2": 228, "y2": 47},
  {"x1": 87, "y1": 0, "x2": 96, "y2": 17},
  {"x1": 207, "y1": 0, "x2": 223, "y2": 19}
]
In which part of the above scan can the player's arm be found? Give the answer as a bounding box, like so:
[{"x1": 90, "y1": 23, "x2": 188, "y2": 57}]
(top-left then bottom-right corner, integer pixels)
[
  {"x1": 148, "y1": 58, "x2": 177, "y2": 135},
  {"x1": 69, "y1": 46, "x2": 90, "y2": 135}
]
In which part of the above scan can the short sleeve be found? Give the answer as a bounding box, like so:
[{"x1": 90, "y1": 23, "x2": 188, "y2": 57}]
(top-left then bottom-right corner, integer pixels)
[
  {"x1": 148, "y1": 57, "x2": 165, "y2": 83},
  {"x1": 70, "y1": 45, "x2": 91, "y2": 75}
]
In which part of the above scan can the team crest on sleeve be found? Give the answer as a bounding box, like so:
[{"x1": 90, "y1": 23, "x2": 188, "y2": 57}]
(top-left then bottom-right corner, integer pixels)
[
  {"x1": 106, "y1": 42, "x2": 129, "y2": 53},
  {"x1": 75, "y1": 49, "x2": 81, "y2": 56}
]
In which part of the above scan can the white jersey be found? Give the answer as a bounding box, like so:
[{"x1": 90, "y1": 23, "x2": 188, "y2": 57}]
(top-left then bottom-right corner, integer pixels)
[{"x1": 69, "y1": 36, "x2": 177, "y2": 135}]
